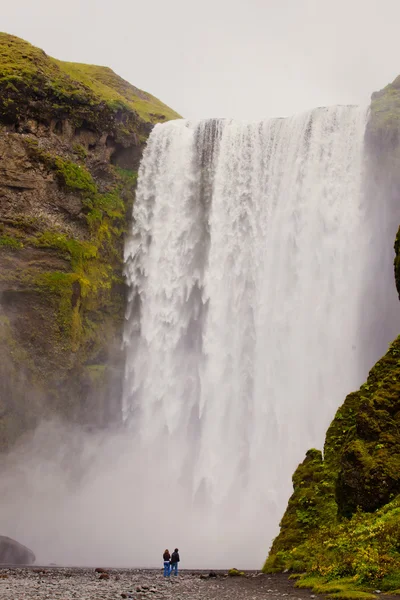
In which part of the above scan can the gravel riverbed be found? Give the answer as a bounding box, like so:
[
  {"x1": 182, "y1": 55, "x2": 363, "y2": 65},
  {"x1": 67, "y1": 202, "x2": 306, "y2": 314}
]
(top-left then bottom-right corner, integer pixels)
[{"x1": 0, "y1": 568, "x2": 324, "y2": 600}]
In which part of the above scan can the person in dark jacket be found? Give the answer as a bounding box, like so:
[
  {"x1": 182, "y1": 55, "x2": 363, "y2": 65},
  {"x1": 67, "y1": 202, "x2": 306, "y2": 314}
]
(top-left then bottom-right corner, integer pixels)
[
  {"x1": 170, "y1": 548, "x2": 180, "y2": 576},
  {"x1": 163, "y1": 549, "x2": 171, "y2": 577}
]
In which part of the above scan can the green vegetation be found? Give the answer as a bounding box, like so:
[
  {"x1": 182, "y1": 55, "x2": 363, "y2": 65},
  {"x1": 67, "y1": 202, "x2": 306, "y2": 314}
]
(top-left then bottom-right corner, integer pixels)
[
  {"x1": 269, "y1": 496, "x2": 400, "y2": 582},
  {"x1": 228, "y1": 569, "x2": 245, "y2": 577},
  {"x1": 22, "y1": 153, "x2": 133, "y2": 349},
  {"x1": 54, "y1": 60, "x2": 181, "y2": 123},
  {"x1": 25, "y1": 142, "x2": 129, "y2": 225},
  {"x1": 264, "y1": 334, "x2": 400, "y2": 592},
  {"x1": 294, "y1": 575, "x2": 377, "y2": 600},
  {"x1": 0, "y1": 234, "x2": 23, "y2": 249},
  {"x1": 0, "y1": 32, "x2": 181, "y2": 134},
  {"x1": 73, "y1": 143, "x2": 88, "y2": 161},
  {"x1": 33, "y1": 232, "x2": 97, "y2": 267},
  {"x1": 53, "y1": 157, "x2": 97, "y2": 195},
  {"x1": 369, "y1": 75, "x2": 400, "y2": 138}
]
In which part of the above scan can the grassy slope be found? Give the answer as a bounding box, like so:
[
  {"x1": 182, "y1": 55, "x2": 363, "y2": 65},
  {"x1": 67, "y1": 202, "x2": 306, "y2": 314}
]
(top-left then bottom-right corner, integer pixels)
[
  {"x1": 55, "y1": 61, "x2": 180, "y2": 123},
  {"x1": 0, "y1": 32, "x2": 181, "y2": 126}
]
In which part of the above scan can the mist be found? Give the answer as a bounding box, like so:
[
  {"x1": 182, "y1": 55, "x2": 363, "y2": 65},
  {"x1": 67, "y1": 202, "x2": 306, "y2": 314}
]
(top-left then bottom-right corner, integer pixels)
[{"x1": 0, "y1": 420, "x2": 277, "y2": 569}]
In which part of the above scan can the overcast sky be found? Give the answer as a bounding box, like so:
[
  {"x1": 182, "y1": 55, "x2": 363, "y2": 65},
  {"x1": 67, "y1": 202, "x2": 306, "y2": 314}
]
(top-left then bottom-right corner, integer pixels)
[{"x1": 2, "y1": 0, "x2": 400, "y2": 120}]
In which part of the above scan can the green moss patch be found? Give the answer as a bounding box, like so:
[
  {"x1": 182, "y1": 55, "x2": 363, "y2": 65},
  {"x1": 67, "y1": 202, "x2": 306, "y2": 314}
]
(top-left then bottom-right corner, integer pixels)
[
  {"x1": 228, "y1": 568, "x2": 245, "y2": 576},
  {"x1": 295, "y1": 575, "x2": 377, "y2": 600},
  {"x1": 0, "y1": 234, "x2": 23, "y2": 249},
  {"x1": 53, "y1": 157, "x2": 97, "y2": 195}
]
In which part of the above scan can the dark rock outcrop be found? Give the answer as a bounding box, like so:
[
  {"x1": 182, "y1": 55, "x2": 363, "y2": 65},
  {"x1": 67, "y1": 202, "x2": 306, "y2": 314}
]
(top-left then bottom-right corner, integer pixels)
[{"x1": 0, "y1": 535, "x2": 35, "y2": 564}]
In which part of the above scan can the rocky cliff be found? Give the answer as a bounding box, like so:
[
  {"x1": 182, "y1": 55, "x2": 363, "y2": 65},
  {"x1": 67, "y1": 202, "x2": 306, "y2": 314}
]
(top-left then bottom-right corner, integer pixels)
[
  {"x1": 264, "y1": 78, "x2": 400, "y2": 595},
  {"x1": 0, "y1": 33, "x2": 180, "y2": 451}
]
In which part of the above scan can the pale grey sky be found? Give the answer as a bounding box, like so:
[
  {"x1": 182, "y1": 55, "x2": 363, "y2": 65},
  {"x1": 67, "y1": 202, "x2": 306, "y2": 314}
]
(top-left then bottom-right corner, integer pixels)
[{"x1": 2, "y1": 0, "x2": 400, "y2": 119}]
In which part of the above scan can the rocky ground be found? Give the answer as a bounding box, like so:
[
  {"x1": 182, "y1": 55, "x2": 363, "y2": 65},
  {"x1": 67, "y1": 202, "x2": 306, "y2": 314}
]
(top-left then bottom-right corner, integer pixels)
[{"x1": 0, "y1": 568, "x2": 323, "y2": 600}]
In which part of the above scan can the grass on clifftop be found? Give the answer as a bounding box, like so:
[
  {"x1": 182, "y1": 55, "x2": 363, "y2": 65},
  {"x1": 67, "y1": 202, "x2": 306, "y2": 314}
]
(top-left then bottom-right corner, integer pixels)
[
  {"x1": 369, "y1": 75, "x2": 400, "y2": 136},
  {"x1": 55, "y1": 61, "x2": 181, "y2": 123},
  {"x1": 0, "y1": 32, "x2": 181, "y2": 125}
]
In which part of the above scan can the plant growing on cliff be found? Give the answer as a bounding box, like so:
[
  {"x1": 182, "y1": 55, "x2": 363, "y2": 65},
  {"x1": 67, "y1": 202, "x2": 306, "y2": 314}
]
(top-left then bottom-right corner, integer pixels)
[{"x1": 0, "y1": 234, "x2": 23, "y2": 249}]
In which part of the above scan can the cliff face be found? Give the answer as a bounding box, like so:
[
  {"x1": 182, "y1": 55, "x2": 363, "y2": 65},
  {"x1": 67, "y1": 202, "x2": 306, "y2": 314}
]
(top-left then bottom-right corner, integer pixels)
[
  {"x1": 264, "y1": 77, "x2": 400, "y2": 593},
  {"x1": 0, "y1": 33, "x2": 180, "y2": 451}
]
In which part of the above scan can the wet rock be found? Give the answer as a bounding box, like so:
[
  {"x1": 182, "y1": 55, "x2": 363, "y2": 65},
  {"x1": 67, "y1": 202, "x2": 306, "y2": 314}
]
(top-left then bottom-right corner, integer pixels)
[{"x1": 0, "y1": 535, "x2": 35, "y2": 565}]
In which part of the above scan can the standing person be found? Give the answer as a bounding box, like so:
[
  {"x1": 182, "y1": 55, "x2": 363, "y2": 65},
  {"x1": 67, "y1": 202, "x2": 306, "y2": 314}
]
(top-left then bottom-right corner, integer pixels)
[
  {"x1": 170, "y1": 548, "x2": 180, "y2": 576},
  {"x1": 163, "y1": 549, "x2": 171, "y2": 577}
]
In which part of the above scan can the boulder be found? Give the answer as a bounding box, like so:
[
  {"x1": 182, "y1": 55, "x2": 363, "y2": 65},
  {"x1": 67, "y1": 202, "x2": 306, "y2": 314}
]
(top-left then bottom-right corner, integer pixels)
[{"x1": 0, "y1": 535, "x2": 35, "y2": 564}]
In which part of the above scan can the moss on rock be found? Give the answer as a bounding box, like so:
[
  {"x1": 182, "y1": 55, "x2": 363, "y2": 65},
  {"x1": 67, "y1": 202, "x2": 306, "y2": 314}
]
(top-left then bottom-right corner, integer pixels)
[
  {"x1": 264, "y1": 449, "x2": 336, "y2": 573},
  {"x1": 264, "y1": 336, "x2": 400, "y2": 585},
  {"x1": 228, "y1": 569, "x2": 245, "y2": 577}
]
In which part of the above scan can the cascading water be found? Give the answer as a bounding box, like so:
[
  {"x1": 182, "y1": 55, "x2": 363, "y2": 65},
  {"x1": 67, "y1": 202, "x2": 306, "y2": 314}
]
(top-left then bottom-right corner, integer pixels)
[
  {"x1": 122, "y1": 106, "x2": 398, "y2": 568},
  {"x1": 3, "y1": 106, "x2": 400, "y2": 570}
]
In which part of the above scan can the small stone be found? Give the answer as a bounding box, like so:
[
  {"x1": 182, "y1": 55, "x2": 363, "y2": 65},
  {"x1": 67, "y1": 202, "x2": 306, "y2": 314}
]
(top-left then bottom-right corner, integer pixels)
[
  {"x1": 95, "y1": 567, "x2": 108, "y2": 573},
  {"x1": 99, "y1": 572, "x2": 110, "y2": 580},
  {"x1": 209, "y1": 571, "x2": 217, "y2": 578}
]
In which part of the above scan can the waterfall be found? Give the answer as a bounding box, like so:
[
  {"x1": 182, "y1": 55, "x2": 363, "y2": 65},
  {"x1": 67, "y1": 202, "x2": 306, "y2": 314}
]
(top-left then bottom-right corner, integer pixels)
[{"x1": 122, "y1": 107, "x2": 398, "y2": 567}]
